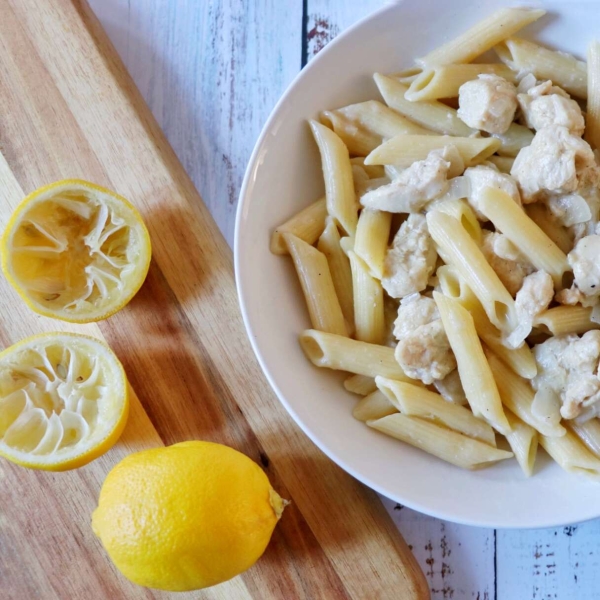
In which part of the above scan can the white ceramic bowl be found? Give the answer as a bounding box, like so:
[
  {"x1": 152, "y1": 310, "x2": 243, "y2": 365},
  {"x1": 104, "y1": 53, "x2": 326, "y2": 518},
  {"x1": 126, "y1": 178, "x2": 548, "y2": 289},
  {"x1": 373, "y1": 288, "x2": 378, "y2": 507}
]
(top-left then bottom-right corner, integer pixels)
[{"x1": 235, "y1": 0, "x2": 600, "y2": 528}]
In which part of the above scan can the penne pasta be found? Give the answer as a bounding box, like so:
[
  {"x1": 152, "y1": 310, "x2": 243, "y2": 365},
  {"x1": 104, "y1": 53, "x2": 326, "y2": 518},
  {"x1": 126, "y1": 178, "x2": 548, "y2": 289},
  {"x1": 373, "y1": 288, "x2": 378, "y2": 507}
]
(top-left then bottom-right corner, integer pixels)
[
  {"x1": 570, "y1": 419, "x2": 600, "y2": 458},
  {"x1": 491, "y1": 123, "x2": 534, "y2": 158},
  {"x1": 418, "y1": 8, "x2": 545, "y2": 66},
  {"x1": 430, "y1": 198, "x2": 482, "y2": 244},
  {"x1": 586, "y1": 41, "x2": 600, "y2": 150},
  {"x1": 376, "y1": 377, "x2": 496, "y2": 446},
  {"x1": 344, "y1": 374, "x2": 378, "y2": 396},
  {"x1": 374, "y1": 74, "x2": 476, "y2": 137},
  {"x1": 318, "y1": 217, "x2": 355, "y2": 333},
  {"x1": 284, "y1": 233, "x2": 348, "y2": 336},
  {"x1": 310, "y1": 120, "x2": 358, "y2": 236},
  {"x1": 353, "y1": 390, "x2": 397, "y2": 422},
  {"x1": 348, "y1": 251, "x2": 385, "y2": 344},
  {"x1": 427, "y1": 211, "x2": 518, "y2": 335},
  {"x1": 434, "y1": 292, "x2": 511, "y2": 435},
  {"x1": 339, "y1": 235, "x2": 355, "y2": 256},
  {"x1": 504, "y1": 410, "x2": 538, "y2": 477},
  {"x1": 299, "y1": 329, "x2": 413, "y2": 380},
  {"x1": 322, "y1": 100, "x2": 432, "y2": 156},
  {"x1": 394, "y1": 66, "x2": 424, "y2": 84},
  {"x1": 535, "y1": 306, "x2": 600, "y2": 336},
  {"x1": 350, "y1": 157, "x2": 385, "y2": 179},
  {"x1": 406, "y1": 63, "x2": 516, "y2": 102},
  {"x1": 540, "y1": 430, "x2": 600, "y2": 480},
  {"x1": 486, "y1": 155, "x2": 515, "y2": 174},
  {"x1": 365, "y1": 134, "x2": 500, "y2": 168},
  {"x1": 437, "y1": 266, "x2": 537, "y2": 379},
  {"x1": 486, "y1": 349, "x2": 566, "y2": 438},
  {"x1": 367, "y1": 413, "x2": 513, "y2": 470},
  {"x1": 270, "y1": 197, "x2": 327, "y2": 254},
  {"x1": 496, "y1": 37, "x2": 588, "y2": 99},
  {"x1": 525, "y1": 202, "x2": 574, "y2": 255},
  {"x1": 354, "y1": 208, "x2": 392, "y2": 280},
  {"x1": 478, "y1": 188, "x2": 570, "y2": 287}
]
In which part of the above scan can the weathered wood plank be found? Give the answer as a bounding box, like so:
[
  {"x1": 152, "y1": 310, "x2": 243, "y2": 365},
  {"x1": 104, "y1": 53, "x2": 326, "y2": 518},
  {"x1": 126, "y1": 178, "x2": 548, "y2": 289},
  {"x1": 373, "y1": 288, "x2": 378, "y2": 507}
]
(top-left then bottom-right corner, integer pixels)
[
  {"x1": 497, "y1": 522, "x2": 600, "y2": 600},
  {"x1": 305, "y1": 0, "x2": 383, "y2": 63},
  {"x1": 89, "y1": 0, "x2": 303, "y2": 246},
  {"x1": 382, "y1": 499, "x2": 495, "y2": 600}
]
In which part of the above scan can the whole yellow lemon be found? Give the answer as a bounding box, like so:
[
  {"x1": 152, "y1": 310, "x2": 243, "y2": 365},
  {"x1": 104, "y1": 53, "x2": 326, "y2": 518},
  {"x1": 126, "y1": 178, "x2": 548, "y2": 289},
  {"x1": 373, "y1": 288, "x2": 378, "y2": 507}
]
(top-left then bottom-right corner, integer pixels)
[{"x1": 92, "y1": 441, "x2": 286, "y2": 591}]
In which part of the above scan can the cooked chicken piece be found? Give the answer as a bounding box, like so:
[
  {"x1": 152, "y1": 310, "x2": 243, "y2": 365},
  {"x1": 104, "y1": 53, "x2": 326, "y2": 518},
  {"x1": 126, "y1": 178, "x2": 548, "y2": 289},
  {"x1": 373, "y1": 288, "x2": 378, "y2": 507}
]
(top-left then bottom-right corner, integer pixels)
[
  {"x1": 360, "y1": 149, "x2": 451, "y2": 213},
  {"x1": 382, "y1": 214, "x2": 437, "y2": 299},
  {"x1": 395, "y1": 320, "x2": 456, "y2": 384},
  {"x1": 393, "y1": 293, "x2": 439, "y2": 339},
  {"x1": 506, "y1": 271, "x2": 554, "y2": 347},
  {"x1": 518, "y1": 81, "x2": 584, "y2": 135},
  {"x1": 533, "y1": 331, "x2": 600, "y2": 419},
  {"x1": 457, "y1": 74, "x2": 518, "y2": 134},
  {"x1": 393, "y1": 294, "x2": 456, "y2": 385},
  {"x1": 481, "y1": 231, "x2": 534, "y2": 296},
  {"x1": 511, "y1": 126, "x2": 595, "y2": 202},
  {"x1": 556, "y1": 235, "x2": 600, "y2": 308}
]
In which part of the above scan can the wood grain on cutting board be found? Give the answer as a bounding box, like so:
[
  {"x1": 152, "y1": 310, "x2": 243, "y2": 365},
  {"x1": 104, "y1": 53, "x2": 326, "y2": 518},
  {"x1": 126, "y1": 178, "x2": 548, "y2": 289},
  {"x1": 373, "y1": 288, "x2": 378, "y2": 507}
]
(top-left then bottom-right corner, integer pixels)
[{"x1": 0, "y1": 0, "x2": 429, "y2": 598}]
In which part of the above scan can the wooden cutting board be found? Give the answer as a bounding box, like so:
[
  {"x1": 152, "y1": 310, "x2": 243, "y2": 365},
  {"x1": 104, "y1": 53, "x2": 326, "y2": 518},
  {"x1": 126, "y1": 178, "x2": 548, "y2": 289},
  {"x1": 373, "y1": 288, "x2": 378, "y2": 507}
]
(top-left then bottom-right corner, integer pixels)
[{"x1": 0, "y1": 1, "x2": 429, "y2": 598}]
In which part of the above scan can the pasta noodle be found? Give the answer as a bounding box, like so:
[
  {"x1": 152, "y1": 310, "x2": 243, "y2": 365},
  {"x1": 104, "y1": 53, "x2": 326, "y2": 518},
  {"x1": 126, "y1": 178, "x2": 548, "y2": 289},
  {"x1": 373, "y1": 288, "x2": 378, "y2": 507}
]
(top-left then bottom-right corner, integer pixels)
[
  {"x1": 486, "y1": 155, "x2": 515, "y2": 174},
  {"x1": 434, "y1": 292, "x2": 511, "y2": 435},
  {"x1": 376, "y1": 377, "x2": 497, "y2": 445},
  {"x1": 540, "y1": 430, "x2": 600, "y2": 480},
  {"x1": 348, "y1": 251, "x2": 385, "y2": 344},
  {"x1": 491, "y1": 123, "x2": 534, "y2": 158},
  {"x1": 496, "y1": 37, "x2": 587, "y2": 99},
  {"x1": 299, "y1": 329, "x2": 412, "y2": 380},
  {"x1": 535, "y1": 306, "x2": 600, "y2": 336},
  {"x1": 318, "y1": 217, "x2": 355, "y2": 332},
  {"x1": 365, "y1": 134, "x2": 500, "y2": 168},
  {"x1": 418, "y1": 8, "x2": 545, "y2": 66},
  {"x1": 586, "y1": 41, "x2": 600, "y2": 149},
  {"x1": 430, "y1": 198, "x2": 482, "y2": 244},
  {"x1": 322, "y1": 100, "x2": 432, "y2": 156},
  {"x1": 486, "y1": 349, "x2": 566, "y2": 438},
  {"x1": 406, "y1": 63, "x2": 516, "y2": 102},
  {"x1": 437, "y1": 266, "x2": 537, "y2": 379},
  {"x1": 570, "y1": 419, "x2": 600, "y2": 458},
  {"x1": 284, "y1": 233, "x2": 348, "y2": 336},
  {"x1": 271, "y1": 197, "x2": 327, "y2": 254},
  {"x1": 352, "y1": 390, "x2": 397, "y2": 422},
  {"x1": 504, "y1": 410, "x2": 538, "y2": 477},
  {"x1": 367, "y1": 413, "x2": 513, "y2": 470},
  {"x1": 344, "y1": 374, "x2": 377, "y2": 396},
  {"x1": 374, "y1": 74, "x2": 475, "y2": 137},
  {"x1": 354, "y1": 208, "x2": 392, "y2": 280},
  {"x1": 525, "y1": 203, "x2": 574, "y2": 255},
  {"x1": 310, "y1": 120, "x2": 358, "y2": 236},
  {"x1": 478, "y1": 188, "x2": 570, "y2": 286},
  {"x1": 427, "y1": 211, "x2": 518, "y2": 335}
]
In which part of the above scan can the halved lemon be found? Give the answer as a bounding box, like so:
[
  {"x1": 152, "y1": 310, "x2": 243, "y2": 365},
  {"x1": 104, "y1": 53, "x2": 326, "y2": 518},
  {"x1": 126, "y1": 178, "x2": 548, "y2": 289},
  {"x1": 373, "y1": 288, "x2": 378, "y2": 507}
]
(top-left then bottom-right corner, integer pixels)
[
  {"x1": 1, "y1": 180, "x2": 152, "y2": 323},
  {"x1": 0, "y1": 333, "x2": 129, "y2": 471}
]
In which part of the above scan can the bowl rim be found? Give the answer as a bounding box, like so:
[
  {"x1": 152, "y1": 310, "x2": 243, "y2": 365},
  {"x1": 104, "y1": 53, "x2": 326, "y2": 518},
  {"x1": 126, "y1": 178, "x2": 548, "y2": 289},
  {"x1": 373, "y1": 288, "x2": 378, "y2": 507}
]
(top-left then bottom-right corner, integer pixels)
[{"x1": 234, "y1": 0, "x2": 599, "y2": 530}]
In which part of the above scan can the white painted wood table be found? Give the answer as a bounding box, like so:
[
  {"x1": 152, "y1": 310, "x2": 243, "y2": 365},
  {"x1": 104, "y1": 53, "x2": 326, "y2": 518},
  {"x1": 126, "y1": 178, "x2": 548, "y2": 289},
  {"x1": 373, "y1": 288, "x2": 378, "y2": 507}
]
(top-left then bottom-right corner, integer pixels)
[{"x1": 89, "y1": 1, "x2": 600, "y2": 598}]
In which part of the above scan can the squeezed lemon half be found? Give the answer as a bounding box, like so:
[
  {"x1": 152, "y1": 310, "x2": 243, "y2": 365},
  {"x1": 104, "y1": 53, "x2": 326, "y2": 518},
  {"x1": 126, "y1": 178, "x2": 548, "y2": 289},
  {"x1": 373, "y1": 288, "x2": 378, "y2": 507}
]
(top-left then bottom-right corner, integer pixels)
[
  {"x1": 1, "y1": 180, "x2": 152, "y2": 323},
  {"x1": 0, "y1": 333, "x2": 129, "y2": 471}
]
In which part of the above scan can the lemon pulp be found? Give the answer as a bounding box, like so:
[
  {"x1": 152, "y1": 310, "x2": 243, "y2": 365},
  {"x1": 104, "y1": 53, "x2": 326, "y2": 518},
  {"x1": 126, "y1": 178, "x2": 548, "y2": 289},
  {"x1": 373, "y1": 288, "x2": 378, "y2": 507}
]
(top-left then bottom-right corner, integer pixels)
[
  {"x1": 2, "y1": 180, "x2": 151, "y2": 322},
  {"x1": 0, "y1": 333, "x2": 128, "y2": 470}
]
